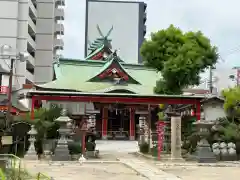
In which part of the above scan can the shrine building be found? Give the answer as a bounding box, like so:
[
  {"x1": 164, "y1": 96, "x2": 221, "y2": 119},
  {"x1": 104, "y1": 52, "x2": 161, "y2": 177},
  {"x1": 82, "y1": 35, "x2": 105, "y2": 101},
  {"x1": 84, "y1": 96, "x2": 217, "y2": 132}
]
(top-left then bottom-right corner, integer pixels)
[{"x1": 27, "y1": 26, "x2": 204, "y2": 140}]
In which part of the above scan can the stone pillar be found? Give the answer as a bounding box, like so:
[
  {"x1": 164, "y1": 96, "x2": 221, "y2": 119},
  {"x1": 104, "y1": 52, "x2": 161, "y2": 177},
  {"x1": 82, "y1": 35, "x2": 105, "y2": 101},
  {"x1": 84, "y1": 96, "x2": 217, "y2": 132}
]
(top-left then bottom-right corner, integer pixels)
[
  {"x1": 196, "y1": 102, "x2": 201, "y2": 121},
  {"x1": 129, "y1": 108, "x2": 135, "y2": 140},
  {"x1": 163, "y1": 117, "x2": 171, "y2": 153},
  {"x1": 171, "y1": 115, "x2": 182, "y2": 160},
  {"x1": 102, "y1": 108, "x2": 108, "y2": 140},
  {"x1": 139, "y1": 116, "x2": 147, "y2": 144}
]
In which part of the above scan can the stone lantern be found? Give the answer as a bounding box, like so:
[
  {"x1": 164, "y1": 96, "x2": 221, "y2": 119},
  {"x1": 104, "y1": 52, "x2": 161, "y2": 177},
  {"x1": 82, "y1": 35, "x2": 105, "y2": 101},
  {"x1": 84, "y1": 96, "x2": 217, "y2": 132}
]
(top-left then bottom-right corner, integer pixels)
[
  {"x1": 52, "y1": 109, "x2": 73, "y2": 161},
  {"x1": 193, "y1": 120, "x2": 216, "y2": 163},
  {"x1": 25, "y1": 125, "x2": 37, "y2": 160}
]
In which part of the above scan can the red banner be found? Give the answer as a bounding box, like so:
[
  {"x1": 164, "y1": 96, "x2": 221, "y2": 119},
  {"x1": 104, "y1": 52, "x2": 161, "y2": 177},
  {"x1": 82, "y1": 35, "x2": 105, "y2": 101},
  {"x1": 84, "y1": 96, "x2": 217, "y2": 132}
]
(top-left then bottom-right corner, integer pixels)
[{"x1": 157, "y1": 121, "x2": 165, "y2": 160}]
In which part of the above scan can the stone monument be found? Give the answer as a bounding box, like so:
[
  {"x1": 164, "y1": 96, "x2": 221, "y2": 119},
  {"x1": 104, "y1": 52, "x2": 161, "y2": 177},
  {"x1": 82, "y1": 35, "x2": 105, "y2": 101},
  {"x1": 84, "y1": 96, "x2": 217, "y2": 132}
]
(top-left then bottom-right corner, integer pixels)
[{"x1": 170, "y1": 115, "x2": 182, "y2": 160}]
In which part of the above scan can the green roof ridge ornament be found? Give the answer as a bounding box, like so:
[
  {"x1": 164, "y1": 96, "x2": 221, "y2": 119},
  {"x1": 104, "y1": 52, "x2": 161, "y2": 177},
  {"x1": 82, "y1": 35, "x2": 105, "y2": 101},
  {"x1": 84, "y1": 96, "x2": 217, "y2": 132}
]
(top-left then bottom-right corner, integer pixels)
[
  {"x1": 97, "y1": 24, "x2": 113, "y2": 39},
  {"x1": 87, "y1": 25, "x2": 113, "y2": 52}
]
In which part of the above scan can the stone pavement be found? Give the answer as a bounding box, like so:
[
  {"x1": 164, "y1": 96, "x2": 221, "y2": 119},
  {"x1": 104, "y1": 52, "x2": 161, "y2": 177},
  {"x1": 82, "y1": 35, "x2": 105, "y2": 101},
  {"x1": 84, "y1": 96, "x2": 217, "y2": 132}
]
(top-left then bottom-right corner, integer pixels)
[
  {"x1": 118, "y1": 157, "x2": 181, "y2": 180},
  {"x1": 23, "y1": 140, "x2": 180, "y2": 180},
  {"x1": 158, "y1": 165, "x2": 240, "y2": 180},
  {"x1": 25, "y1": 161, "x2": 148, "y2": 180},
  {"x1": 134, "y1": 152, "x2": 240, "y2": 180},
  {"x1": 25, "y1": 156, "x2": 181, "y2": 180}
]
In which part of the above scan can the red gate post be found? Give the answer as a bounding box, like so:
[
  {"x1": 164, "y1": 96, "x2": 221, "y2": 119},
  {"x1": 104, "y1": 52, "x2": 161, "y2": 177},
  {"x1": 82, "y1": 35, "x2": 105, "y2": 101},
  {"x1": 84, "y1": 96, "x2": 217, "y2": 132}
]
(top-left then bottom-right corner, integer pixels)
[
  {"x1": 129, "y1": 108, "x2": 135, "y2": 140},
  {"x1": 102, "y1": 107, "x2": 108, "y2": 139},
  {"x1": 196, "y1": 102, "x2": 201, "y2": 121},
  {"x1": 81, "y1": 119, "x2": 88, "y2": 155}
]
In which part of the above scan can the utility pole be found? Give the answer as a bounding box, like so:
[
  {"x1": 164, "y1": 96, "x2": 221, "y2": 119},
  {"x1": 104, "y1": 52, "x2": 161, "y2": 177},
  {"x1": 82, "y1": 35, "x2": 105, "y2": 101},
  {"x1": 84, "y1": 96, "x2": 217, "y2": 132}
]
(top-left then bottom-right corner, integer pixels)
[
  {"x1": 1, "y1": 44, "x2": 28, "y2": 130},
  {"x1": 209, "y1": 66, "x2": 213, "y2": 94}
]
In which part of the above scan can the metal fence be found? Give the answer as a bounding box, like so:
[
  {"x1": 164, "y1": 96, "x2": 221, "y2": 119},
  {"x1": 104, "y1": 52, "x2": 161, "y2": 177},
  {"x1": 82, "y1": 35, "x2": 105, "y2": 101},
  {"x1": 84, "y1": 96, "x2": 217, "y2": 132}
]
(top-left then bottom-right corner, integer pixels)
[
  {"x1": 0, "y1": 154, "x2": 51, "y2": 180},
  {"x1": 36, "y1": 172, "x2": 51, "y2": 180}
]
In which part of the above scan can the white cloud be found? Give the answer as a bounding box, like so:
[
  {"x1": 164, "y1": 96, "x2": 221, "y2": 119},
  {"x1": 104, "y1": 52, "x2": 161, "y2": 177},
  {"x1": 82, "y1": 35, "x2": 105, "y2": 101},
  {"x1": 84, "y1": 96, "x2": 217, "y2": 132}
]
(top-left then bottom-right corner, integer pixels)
[{"x1": 64, "y1": 0, "x2": 240, "y2": 67}]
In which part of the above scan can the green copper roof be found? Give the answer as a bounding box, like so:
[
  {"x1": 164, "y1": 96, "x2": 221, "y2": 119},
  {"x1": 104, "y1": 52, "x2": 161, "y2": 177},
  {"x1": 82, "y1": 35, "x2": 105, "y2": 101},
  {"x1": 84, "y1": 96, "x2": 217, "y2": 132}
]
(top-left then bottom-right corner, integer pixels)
[
  {"x1": 86, "y1": 25, "x2": 113, "y2": 60},
  {"x1": 85, "y1": 44, "x2": 105, "y2": 60},
  {"x1": 37, "y1": 58, "x2": 161, "y2": 95},
  {"x1": 88, "y1": 52, "x2": 141, "y2": 84}
]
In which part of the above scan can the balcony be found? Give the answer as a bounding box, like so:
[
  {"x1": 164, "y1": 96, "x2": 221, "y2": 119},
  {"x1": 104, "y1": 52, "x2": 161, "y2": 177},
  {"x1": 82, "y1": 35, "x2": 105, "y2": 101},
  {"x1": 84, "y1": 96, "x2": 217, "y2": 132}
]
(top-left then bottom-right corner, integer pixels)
[
  {"x1": 144, "y1": 3, "x2": 147, "y2": 11},
  {"x1": 27, "y1": 53, "x2": 35, "y2": 66},
  {"x1": 55, "y1": 8, "x2": 64, "y2": 20},
  {"x1": 55, "y1": 0, "x2": 65, "y2": 6},
  {"x1": 143, "y1": 12, "x2": 147, "y2": 23},
  {"x1": 27, "y1": 34, "x2": 36, "y2": 50},
  {"x1": 28, "y1": 16, "x2": 36, "y2": 33},
  {"x1": 143, "y1": 25, "x2": 146, "y2": 36},
  {"x1": 54, "y1": 39, "x2": 64, "y2": 50},
  {"x1": 55, "y1": 23, "x2": 64, "y2": 35},
  {"x1": 25, "y1": 70, "x2": 34, "y2": 83},
  {"x1": 0, "y1": 86, "x2": 8, "y2": 95},
  {"x1": 29, "y1": 0, "x2": 37, "y2": 19}
]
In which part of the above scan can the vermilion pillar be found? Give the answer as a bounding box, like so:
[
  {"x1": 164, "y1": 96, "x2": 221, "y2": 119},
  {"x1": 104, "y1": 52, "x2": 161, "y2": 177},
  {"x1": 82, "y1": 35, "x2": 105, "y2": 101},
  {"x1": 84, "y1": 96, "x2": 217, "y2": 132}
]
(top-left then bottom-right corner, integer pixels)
[
  {"x1": 196, "y1": 102, "x2": 201, "y2": 121},
  {"x1": 102, "y1": 107, "x2": 108, "y2": 139},
  {"x1": 31, "y1": 96, "x2": 35, "y2": 120},
  {"x1": 129, "y1": 108, "x2": 135, "y2": 140}
]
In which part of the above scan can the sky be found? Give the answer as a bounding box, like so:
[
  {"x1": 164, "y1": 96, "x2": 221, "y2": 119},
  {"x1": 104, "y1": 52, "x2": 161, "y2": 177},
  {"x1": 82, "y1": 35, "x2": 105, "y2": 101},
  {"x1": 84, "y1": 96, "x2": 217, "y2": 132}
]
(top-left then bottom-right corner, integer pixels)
[{"x1": 63, "y1": 0, "x2": 240, "y2": 68}]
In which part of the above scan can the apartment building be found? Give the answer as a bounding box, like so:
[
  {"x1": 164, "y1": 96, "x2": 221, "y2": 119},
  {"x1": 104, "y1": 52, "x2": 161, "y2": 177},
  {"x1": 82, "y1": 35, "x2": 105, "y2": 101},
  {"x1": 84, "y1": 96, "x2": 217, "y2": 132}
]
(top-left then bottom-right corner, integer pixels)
[
  {"x1": 0, "y1": 0, "x2": 64, "y2": 91},
  {"x1": 85, "y1": 0, "x2": 147, "y2": 64}
]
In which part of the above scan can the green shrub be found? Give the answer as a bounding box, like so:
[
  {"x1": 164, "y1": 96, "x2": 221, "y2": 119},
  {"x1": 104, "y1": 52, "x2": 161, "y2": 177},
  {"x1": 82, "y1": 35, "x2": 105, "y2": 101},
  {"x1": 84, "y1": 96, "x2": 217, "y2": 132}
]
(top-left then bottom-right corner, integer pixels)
[
  {"x1": 86, "y1": 142, "x2": 96, "y2": 151},
  {"x1": 139, "y1": 143, "x2": 149, "y2": 154},
  {"x1": 68, "y1": 141, "x2": 82, "y2": 154}
]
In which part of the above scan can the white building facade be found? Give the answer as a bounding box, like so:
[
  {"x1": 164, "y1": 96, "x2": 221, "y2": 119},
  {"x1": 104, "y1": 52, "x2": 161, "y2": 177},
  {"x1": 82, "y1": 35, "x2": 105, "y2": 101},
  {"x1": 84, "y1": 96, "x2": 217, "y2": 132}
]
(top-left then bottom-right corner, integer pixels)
[
  {"x1": 85, "y1": 0, "x2": 147, "y2": 64},
  {"x1": 0, "y1": 0, "x2": 65, "y2": 92}
]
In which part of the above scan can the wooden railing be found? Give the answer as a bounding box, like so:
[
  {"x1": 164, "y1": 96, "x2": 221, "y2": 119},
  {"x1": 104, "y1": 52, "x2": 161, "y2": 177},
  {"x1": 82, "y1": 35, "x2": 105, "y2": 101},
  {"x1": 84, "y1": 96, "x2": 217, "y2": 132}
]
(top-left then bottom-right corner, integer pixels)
[{"x1": 0, "y1": 86, "x2": 8, "y2": 94}]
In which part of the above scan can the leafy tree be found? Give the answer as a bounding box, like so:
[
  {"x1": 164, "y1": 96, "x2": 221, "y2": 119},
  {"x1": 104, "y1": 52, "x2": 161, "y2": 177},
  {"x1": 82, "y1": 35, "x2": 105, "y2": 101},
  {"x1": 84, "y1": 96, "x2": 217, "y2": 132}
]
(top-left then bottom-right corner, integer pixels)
[
  {"x1": 222, "y1": 86, "x2": 240, "y2": 119},
  {"x1": 140, "y1": 25, "x2": 218, "y2": 94}
]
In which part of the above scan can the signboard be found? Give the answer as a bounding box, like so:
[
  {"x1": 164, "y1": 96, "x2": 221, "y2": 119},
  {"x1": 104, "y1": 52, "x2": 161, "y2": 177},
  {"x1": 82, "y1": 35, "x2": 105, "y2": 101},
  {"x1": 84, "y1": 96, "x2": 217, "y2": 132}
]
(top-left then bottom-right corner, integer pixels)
[
  {"x1": 157, "y1": 121, "x2": 165, "y2": 160},
  {"x1": 2, "y1": 136, "x2": 13, "y2": 145}
]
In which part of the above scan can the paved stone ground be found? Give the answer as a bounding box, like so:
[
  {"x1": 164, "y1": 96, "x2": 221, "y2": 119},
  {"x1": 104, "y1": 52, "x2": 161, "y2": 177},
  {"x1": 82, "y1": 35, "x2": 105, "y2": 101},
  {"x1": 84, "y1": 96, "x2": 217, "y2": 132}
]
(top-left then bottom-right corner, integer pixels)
[
  {"x1": 25, "y1": 161, "x2": 148, "y2": 180},
  {"x1": 134, "y1": 152, "x2": 240, "y2": 180},
  {"x1": 24, "y1": 140, "x2": 240, "y2": 180},
  {"x1": 159, "y1": 165, "x2": 240, "y2": 180},
  {"x1": 24, "y1": 140, "x2": 180, "y2": 180}
]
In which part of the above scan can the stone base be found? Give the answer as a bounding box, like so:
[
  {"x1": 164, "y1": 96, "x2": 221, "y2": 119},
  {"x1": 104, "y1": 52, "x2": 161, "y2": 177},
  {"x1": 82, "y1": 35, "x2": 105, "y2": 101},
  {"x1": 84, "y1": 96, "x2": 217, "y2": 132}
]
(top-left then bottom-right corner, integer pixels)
[
  {"x1": 24, "y1": 154, "x2": 38, "y2": 160},
  {"x1": 102, "y1": 136, "x2": 108, "y2": 140},
  {"x1": 195, "y1": 144, "x2": 217, "y2": 163},
  {"x1": 52, "y1": 146, "x2": 70, "y2": 161},
  {"x1": 44, "y1": 154, "x2": 52, "y2": 161},
  {"x1": 129, "y1": 136, "x2": 135, "y2": 140},
  {"x1": 86, "y1": 150, "x2": 100, "y2": 158},
  {"x1": 71, "y1": 154, "x2": 80, "y2": 161},
  {"x1": 170, "y1": 157, "x2": 184, "y2": 162}
]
